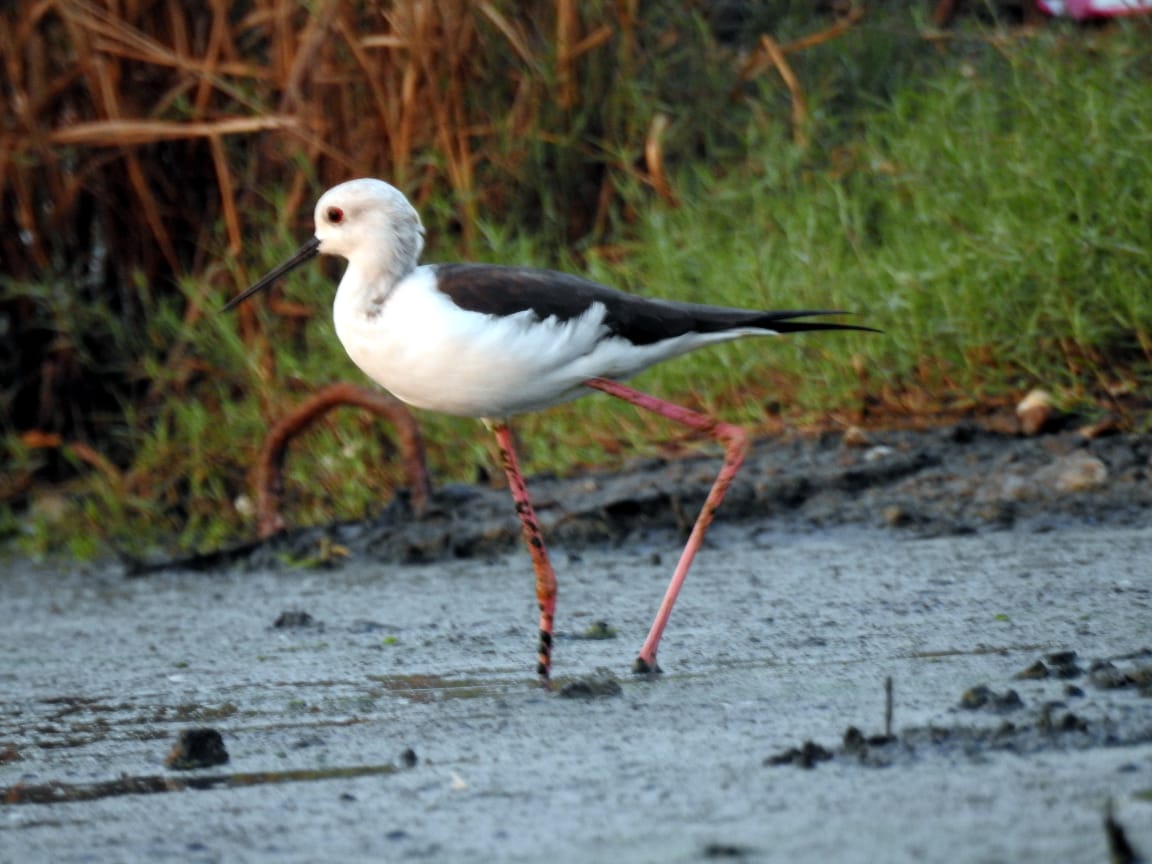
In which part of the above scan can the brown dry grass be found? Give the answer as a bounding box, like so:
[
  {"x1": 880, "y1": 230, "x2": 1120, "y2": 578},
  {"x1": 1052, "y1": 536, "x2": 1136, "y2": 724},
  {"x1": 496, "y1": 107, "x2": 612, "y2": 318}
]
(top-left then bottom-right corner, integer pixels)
[{"x1": 2, "y1": 0, "x2": 624, "y2": 287}]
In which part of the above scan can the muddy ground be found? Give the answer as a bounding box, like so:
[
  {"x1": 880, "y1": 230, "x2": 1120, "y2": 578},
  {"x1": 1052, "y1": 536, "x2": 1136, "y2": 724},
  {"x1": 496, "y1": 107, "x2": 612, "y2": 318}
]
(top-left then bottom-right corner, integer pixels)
[{"x1": 2, "y1": 422, "x2": 1151, "y2": 863}]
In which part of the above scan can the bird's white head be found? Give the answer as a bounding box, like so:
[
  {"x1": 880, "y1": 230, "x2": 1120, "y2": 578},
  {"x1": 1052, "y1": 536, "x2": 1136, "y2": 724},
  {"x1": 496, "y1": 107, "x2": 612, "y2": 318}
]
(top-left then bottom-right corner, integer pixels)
[
  {"x1": 314, "y1": 178, "x2": 425, "y2": 269},
  {"x1": 221, "y1": 178, "x2": 426, "y2": 313}
]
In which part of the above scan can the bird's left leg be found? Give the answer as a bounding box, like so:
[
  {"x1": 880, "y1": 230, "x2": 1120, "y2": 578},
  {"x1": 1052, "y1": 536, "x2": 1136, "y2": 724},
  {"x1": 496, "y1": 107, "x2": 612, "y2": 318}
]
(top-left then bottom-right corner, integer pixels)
[
  {"x1": 583, "y1": 377, "x2": 749, "y2": 675},
  {"x1": 489, "y1": 420, "x2": 557, "y2": 686}
]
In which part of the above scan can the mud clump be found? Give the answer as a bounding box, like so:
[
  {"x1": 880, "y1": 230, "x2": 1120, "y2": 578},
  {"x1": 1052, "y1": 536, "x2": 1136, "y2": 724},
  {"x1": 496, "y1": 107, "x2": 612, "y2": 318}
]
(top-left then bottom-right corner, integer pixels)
[
  {"x1": 763, "y1": 740, "x2": 834, "y2": 769},
  {"x1": 960, "y1": 685, "x2": 1024, "y2": 712},
  {"x1": 557, "y1": 672, "x2": 624, "y2": 699},
  {"x1": 166, "y1": 728, "x2": 229, "y2": 770},
  {"x1": 274, "y1": 610, "x2": 318, "y2": 628}
]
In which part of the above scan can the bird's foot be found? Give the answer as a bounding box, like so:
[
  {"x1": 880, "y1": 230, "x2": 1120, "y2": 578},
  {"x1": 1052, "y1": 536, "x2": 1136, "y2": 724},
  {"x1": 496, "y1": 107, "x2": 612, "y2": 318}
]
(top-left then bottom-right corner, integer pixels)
[{"x1": 631, "y1": 656, "x2": 663, "y2": 676}]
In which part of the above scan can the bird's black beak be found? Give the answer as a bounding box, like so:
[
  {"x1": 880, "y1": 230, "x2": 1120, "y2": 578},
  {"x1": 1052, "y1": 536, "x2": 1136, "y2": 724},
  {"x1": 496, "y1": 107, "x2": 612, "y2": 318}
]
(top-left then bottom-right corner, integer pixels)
[{"x1": 222, "y1": 236, "x2": 322, "y2": 312}]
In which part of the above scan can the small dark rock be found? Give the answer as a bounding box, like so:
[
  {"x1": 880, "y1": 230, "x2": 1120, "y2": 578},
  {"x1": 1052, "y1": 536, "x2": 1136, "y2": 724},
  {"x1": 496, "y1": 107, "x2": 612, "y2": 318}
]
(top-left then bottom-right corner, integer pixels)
[
  {"x1": 1037, "y1": 702, "x2": 1089, "y2": 734},
  {"x1": 796, "y1": 740, "x2": 834, "y2": 768},
  {"x1": 695, "y1": 847, "x2": 751, "y2": 861},
  {"x1": 274, "y1": 610, "x2": 316, "y2": 628},
  {"x1": 960, "y1": 685, "x2": 993, "y2": 709},
  {"x1": 702, "y1": 842, "x2": 753, "y2": 858},
  {"x1": 1089, "y1": 661, "x2": 1131, "y2": 690},
  {"x1": 994, "y1": 720, "x2": 1017, "y2": 739},
  {"x1": 1046, "y1": 650, "x2": 1082, "y2": 678},
  {"x1": 400, "y1": 748, "x2": 418, "y2": 768},
  {"x1": 948, "y1": 421, "x2": 979, "y2": 444},
  {"x1": 1014, "y1": 660, "x2": 1049, "y2": 680},
  {"x1": 291, "y1": 734, "x2": 326, "y2": 749},
  {"x1": 1128, "y1": 665, "x2": 1152, "y2": 690},
  {"x1": 557, "y1": 675, "x2": 623, "y2": 699},
  {"x1": 998, "y1": 690, "x2": 1024, "y2": 710},
  {"x1": 882, "y1": 505, "x2": 915, "y2": 527},
  {"x1": 166, "y1": 728, "x2": 229, "y2": 770},
  {"x1": 1058, "y1": 712, "x2": 1088, "y2": 733},
  {"x1": 577, "y1": 621, "x2": 618, "y2": 640},
  {"x1": 840, "y1": 726, "x2": 894, "y2": 762},
  {"x1": 764, "y1": 740, "x2": 833, "y2": 769},
  {"x1": 960, "y1": 685, "x2": 1023, "y2": 712},
  {"x1": 843, "y1": 726, "x2": 867, "y2": 753}
]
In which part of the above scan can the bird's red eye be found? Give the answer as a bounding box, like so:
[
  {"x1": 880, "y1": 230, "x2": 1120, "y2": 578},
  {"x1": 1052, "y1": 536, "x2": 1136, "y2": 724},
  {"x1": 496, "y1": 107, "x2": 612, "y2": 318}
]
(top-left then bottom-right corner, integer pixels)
[{"x1": 326, "y1": 206, "x2": 344, "y2": 224}]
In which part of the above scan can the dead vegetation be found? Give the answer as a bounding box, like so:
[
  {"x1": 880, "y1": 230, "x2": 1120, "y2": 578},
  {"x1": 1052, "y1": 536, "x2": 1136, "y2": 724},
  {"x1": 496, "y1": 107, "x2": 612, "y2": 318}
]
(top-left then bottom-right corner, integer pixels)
[{"x1": 2, "y1": 0, "x2": 710, "y2": 295}]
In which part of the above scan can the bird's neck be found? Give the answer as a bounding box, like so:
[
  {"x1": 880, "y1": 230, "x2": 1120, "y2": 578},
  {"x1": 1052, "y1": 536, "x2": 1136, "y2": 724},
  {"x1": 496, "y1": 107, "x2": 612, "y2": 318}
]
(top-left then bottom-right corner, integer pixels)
[{"x1": 336, "y1": 250, "x2": 416, "y2": 320}]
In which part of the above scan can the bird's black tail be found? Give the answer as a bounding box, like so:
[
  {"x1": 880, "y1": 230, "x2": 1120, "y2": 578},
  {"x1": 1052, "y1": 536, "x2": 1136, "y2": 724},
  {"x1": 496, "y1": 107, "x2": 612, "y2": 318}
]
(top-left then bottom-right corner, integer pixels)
[{"x1": 752, "y1": 310, "x2": 881, "y2": 335}]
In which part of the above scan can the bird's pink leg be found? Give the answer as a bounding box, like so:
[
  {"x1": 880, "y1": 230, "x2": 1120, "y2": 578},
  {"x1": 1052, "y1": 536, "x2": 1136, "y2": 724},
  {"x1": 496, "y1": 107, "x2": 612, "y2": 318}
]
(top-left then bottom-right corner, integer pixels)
[
  {"x1": 584, "y1": 377, "x2": 749, "y2": 674},
  {"x1": 490, "y1": 421, "x2": 556, "y2": 686}
]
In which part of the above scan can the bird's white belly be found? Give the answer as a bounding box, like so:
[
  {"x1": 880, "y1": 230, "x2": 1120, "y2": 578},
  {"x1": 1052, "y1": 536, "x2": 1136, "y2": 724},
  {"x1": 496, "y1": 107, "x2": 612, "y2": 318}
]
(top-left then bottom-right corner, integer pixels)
[
  {"x1": 343, "y1": 327, "x2": 586, "y2": 416},
  {"x1": 335, "y1": 277, "x2": 615, "y2": 418}
]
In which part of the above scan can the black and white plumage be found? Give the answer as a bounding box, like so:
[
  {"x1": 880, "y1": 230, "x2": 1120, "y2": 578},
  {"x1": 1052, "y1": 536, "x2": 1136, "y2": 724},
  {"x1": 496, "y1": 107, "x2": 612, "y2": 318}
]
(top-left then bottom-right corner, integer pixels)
[{"x1": 226, "y1": 179, "x2": 870, "y2": 418}]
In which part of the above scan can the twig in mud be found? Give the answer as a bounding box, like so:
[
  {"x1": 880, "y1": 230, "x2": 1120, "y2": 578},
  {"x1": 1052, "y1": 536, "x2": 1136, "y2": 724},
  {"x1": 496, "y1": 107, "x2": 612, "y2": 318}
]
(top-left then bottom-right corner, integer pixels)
[{"x1": 885, "y1": 675, "x2": 894, "y2": 739}]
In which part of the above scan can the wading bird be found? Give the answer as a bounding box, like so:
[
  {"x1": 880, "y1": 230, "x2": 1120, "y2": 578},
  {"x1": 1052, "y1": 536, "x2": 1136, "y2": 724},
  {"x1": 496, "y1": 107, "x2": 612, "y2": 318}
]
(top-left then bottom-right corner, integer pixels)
[{"x1": 225, "y1": 178, "x2": 874, "y2": 683}]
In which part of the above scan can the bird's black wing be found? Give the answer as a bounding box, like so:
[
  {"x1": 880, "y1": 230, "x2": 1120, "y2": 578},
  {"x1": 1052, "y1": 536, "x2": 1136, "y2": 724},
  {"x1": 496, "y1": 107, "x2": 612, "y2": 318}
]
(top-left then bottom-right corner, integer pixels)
[{"x1": 433, "y1": 264, "x2": 876, "y2": 345}]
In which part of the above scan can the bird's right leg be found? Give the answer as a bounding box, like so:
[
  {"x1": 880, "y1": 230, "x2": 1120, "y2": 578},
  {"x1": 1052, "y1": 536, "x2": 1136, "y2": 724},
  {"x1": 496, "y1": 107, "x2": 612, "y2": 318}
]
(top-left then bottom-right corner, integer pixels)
[
  {"x1": 583, "y1": 378, "x2": 750, "y2": 675},
  {"x1": 489, "y1": 421, "x2": 557, "y2": 686}
]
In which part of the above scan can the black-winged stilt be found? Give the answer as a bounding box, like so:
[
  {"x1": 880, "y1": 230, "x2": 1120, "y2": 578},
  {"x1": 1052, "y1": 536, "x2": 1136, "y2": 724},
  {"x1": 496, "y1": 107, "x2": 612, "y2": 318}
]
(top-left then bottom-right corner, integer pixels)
[{"x1": 225, "y1": 178, "x2": 875, "y2": 683}]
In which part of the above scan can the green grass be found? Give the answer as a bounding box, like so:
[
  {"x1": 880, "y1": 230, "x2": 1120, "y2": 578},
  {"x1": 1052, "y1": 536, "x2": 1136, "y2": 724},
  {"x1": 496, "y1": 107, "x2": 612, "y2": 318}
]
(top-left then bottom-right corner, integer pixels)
[{"x1": 4, "y1": 23, "x2": 1151, "y2": 558}]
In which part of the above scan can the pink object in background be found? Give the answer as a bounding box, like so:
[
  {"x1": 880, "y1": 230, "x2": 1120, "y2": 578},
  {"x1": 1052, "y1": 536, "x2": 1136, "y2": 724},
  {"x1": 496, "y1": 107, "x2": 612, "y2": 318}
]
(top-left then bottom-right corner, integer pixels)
[{"x1": 1038, "y1": 0, "x2": 1152, "y2": 17}]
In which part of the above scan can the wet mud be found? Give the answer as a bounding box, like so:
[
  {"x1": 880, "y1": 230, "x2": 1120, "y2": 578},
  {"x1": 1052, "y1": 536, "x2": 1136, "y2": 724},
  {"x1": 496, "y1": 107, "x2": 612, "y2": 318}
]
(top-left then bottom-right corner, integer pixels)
[
  {"x1": 129, "y1": 423, "x2": 1152, "y2": 575},
  {"x1": 3, "y1": 423, "x2": 1151, "y2": 862}
]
